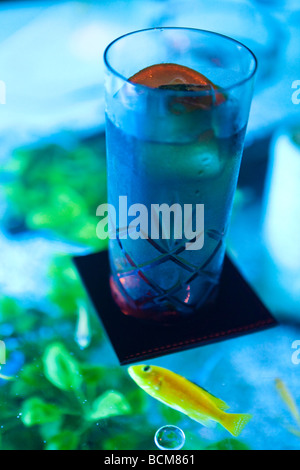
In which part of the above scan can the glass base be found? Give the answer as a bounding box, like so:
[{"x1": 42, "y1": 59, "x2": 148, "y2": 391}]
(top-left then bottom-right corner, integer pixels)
[{"x1": 109, "y1": 274, "x2": 219, "y2": 324}]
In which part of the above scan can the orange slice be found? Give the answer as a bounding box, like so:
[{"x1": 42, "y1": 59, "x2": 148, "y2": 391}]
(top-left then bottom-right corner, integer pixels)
[
  {"x1": 129, "y1": 63, "x2": 214, "y2": 88},
  {"x1": 129, "y1": 63, "x2": 225, "y2": 112}
]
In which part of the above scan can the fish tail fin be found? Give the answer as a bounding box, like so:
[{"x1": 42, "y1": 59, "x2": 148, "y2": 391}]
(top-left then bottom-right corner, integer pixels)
[{"x1": 220, "y1": 412, "x2": 252, "y2": 437}]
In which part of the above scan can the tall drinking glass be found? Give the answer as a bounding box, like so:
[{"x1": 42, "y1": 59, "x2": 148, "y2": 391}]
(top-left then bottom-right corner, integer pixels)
[{"x1": 103, "y1": 28, "x2": 257, "y2": 322}]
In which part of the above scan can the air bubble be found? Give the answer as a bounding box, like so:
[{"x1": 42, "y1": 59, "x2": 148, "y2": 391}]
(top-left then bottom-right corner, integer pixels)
[{"x1": 154, "y1": 425, "x2": 185, "y2": 450}]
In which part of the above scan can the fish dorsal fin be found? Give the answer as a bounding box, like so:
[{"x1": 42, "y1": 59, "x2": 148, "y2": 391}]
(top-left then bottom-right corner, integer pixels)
[{"x1": 191, "y1": 382, "x2": 230, "y2": 411}]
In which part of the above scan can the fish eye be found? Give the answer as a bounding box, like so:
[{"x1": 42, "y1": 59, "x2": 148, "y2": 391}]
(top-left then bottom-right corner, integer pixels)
[{"x1": 143, "y1": 365, "x2": 151, "y2": 373}]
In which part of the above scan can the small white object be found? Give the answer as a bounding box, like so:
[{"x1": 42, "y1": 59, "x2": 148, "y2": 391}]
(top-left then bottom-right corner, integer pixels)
[{"x1": 263, "y1": 126, "x2": 300, "y2": 272}]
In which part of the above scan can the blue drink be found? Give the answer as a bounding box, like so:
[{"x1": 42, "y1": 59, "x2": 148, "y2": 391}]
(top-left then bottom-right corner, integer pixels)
[{"x1": 104, "y1": 29, "x2": 256, "y2": 322}]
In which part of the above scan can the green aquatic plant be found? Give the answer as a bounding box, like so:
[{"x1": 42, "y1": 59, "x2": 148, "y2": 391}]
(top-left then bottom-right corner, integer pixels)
[
  {"x1": 18, "y1": 343, "x2": 136, "y2": 447},
  {"x1": 48, "y1": 255, "x2": 91, "y2": 317},
  {"x1": 0, "y1": 250, "x2": 251, "y2": 450},
  {"x1": 205, "y1": 438, "x2": 250, "y2": 451},
  {"x1": 2, "y1": 134, "x2": 108, "y2": 250},
  {"x1": 0, "y1": 288, "x2": 252, "y2": 450},
  {"x1": 0, "y1": 321, "x2": 150, "y2": 450},
  {"x1": 0, "y1": 253, "x2": 152, "y2": 450}
]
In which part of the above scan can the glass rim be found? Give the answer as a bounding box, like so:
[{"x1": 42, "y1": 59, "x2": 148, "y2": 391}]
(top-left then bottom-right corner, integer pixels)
[{"x1": 103, "y1": 26, "x2": 258, "y2": 93}]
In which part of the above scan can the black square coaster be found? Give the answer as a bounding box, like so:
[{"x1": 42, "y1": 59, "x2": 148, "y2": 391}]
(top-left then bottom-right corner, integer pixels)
[{"x1": 73, "y1": 250, "x2": 277, "y2": 365}]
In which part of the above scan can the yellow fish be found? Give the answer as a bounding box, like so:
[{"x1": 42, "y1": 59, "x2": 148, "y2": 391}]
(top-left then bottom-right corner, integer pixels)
[{"x1": 128, "y1": 365, "x2": 252, "y2": 437}]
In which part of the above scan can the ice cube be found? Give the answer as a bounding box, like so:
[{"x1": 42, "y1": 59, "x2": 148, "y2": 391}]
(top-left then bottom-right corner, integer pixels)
[{"x1": 212, "y1": 95, "x2": 240, "y2": 138}]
